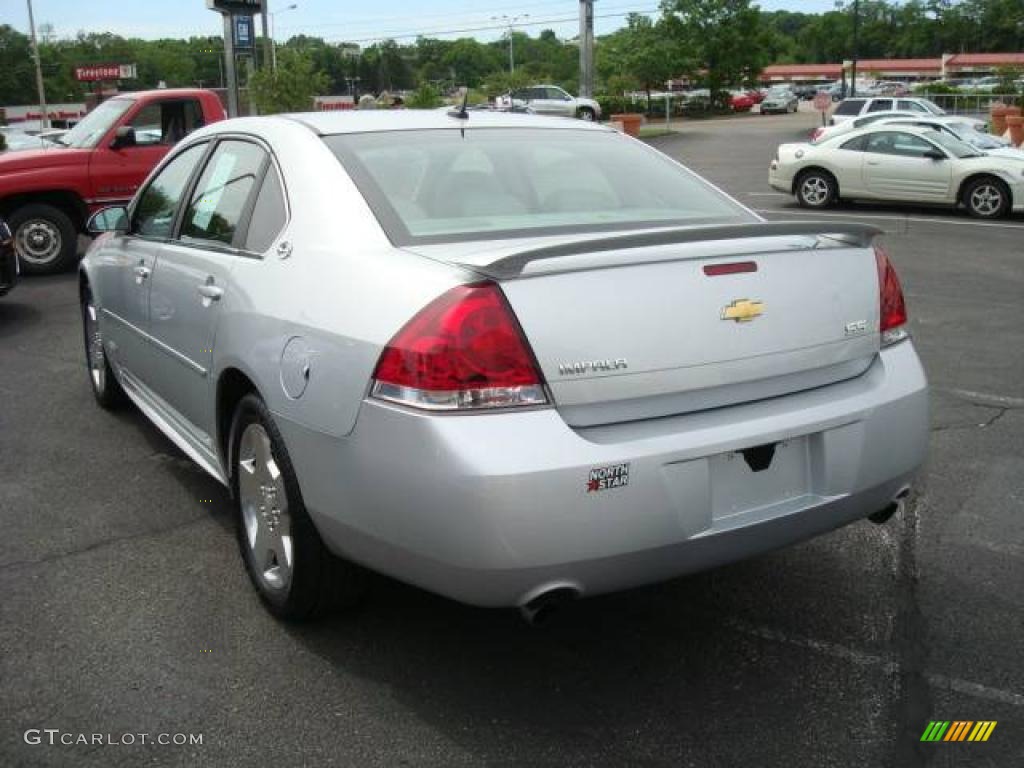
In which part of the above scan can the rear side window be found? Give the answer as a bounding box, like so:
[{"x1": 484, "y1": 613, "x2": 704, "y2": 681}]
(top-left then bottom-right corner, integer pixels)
[
  {"x1": 840, "y1": 135, "x2": 868, "y2": 151},
  {"x1": 180, "y1": 140, "x2": 267, "y2": 246},
  {"x1": 898, "y1": 100, "x2": 928, "y2": 113},
  {"x1": 244, "y1": 168, "x2": 287, "y2": 253},
  {"x1": 834, "y1": 99, "x2": 865, "y2": 116},
  {"x1": 867, "y1": 99, "x2": 894, "y2": 112}
]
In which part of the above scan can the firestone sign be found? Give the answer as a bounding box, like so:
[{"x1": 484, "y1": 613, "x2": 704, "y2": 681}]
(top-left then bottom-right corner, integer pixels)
[{"x1": 74, "y1": 64, "x2": 137, "y2": 82}]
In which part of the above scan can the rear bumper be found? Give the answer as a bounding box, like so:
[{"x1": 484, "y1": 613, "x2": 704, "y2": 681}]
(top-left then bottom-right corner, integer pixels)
[{"x1": 277, "y1": 341, "x2": 929, "y2": 607}]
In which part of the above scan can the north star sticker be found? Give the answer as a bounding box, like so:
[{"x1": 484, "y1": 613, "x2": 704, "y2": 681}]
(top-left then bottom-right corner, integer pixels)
[{"x1": 587, "y1": 463, "x2": 630, "y2": 493}]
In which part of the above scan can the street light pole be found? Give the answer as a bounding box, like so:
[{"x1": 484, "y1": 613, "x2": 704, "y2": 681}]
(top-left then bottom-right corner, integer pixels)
[
  {"x1": 270, "y1": 3, "x2": 297, "y2": 73},
  {"x1": 26, "y1": 0, "x2": 49, "y2": 130}
]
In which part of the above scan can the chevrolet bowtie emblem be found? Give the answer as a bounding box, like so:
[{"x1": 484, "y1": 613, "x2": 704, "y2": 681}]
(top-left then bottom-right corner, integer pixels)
[{"x1": 721, "y1": 299, "x2": 764, "y2": 323}]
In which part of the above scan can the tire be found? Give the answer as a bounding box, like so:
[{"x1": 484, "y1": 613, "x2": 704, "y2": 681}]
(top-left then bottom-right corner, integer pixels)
[
  {"x1": 795, "y1": 170, "x2": 837, "y2": 209},
  {"x1": 81, "y1": 284, "x2": 127, "y2": 409},
  {"x1": 577, "y1": 107, "x2": 596, "y2": 122},
  {"x1": 962, "y1": 176, "x2": 1010, "y2": 219},
  {"x1": 9, "y1": 203, "x2": 79, "y2": 275},
  {"x1": 231, "y1": 393, "x2": 366, "y2": 620}
]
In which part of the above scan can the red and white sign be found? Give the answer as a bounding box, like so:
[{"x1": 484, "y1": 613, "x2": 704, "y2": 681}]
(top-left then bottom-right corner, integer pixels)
[
  {"x1": 813, "y1": 91, "x2": 832, "y2": 111},
  {"x1": 74, "y1": 64, "x2": 137, "y2": 82},
  {"x1": 314, "y1": 95, "x2": 355, "y2": 112}
]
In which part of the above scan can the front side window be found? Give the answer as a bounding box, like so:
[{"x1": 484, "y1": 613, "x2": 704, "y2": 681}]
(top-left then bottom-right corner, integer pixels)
[
  {"x1": 132, "y1": 143, "x2": 208, "y2": 238},
  {"x1": 546, "y1": 87, "x2": 571, "y2": 101},
  {"x1": 128, "y1": 99, "x2": 205, "y2": 147},
  {"x1": 864, "y1": 131, "x2": 935, "y2": 158},
  {"x1": 897, "y1": 100, "x2": 928, "y2": 113},
  {"x1": 867, "y1": 99, "x2": 894, "y2": 112},
  {"x1": 180, "y1": 140, "x2": 266, "y2": 246},
  {"x1": 324, "y1": 128, "x2": 753, "y2": 245}
]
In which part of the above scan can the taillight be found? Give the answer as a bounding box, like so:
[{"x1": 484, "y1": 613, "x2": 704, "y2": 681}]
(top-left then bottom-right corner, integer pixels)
[
  {"x1": 371, "y1": 282, "x2": 548, "y2": 411},
  {"x1": 875, "y1": 246, "x2": 908, "y2": 346}
]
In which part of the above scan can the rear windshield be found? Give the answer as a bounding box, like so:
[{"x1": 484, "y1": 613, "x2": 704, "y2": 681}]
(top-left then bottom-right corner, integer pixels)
[
  {"x1": 834, "y1": 99, "x2": 865, "y2": 116},
  {"x1": 323, "y1": 128, "x2": 753, "y2": 245}
]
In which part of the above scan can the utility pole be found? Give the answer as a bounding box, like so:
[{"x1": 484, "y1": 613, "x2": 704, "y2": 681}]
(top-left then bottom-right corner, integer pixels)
[
  {"x1": 222, "y1": 13, "x2": 239, "y2": 117},
  {"x1": 491, "y1": 14, "x2": 527, "y2": 74},
  {"x1": 26, "y1": 0, "x2": 49, "y2": 130},
  {"x1": 579, "y1": 0, "x2": 595, "y2": 98},
  {"x1": 260, "y1": 0, "x2": 271, "y2": 70},
  {"x1": 850, "y1": 0, "x2": 860, "y2": 97}
]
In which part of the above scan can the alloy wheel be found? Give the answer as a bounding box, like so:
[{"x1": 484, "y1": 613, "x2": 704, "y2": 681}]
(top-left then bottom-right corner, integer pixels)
[
  {"x1": 83, "y1": 300, "x2": 106, "y2": 392},
  {"x1": 969, "y1": 183, "x2": 1002, "y2": 217},
  {"x1": 238, "y1": 423, "x2": 294, "y2": 594},
  {"x1": 800, "y1": 176, "x2": 830, "y2": 206}
]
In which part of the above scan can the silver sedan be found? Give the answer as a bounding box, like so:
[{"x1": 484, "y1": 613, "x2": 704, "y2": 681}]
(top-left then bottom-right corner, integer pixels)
[{"x1": 80, "y1": 111, "x2": 928, "y2": 620}]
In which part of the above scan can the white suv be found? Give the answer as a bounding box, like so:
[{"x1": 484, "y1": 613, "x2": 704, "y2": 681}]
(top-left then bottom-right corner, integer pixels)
[
  {"x1": 830, "y1": 96, "x2": 945, "y2": 125},
  {"x1": 504, "y1": 85, "x2": 602, "y2": 121}
]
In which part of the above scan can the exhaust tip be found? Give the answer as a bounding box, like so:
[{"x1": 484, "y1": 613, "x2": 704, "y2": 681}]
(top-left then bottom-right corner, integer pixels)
[
  {"x1": 869, "y1": 487, "x2": 911, "y2": 525},
  {"x1": 518, "y1": 584, "x2": 581, "y2": 626}
]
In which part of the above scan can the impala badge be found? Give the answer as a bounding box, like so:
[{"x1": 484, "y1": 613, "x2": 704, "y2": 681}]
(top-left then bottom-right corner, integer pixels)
[
  {"x1": 721, "y1": 299, "x2": 764, "y2": 323},
  {"x1": 558, "y1": 358, "x2": 628, "y2": 376}
]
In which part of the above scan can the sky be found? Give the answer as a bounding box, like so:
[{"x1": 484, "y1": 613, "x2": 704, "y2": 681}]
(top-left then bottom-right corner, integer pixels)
[{"x1": 1, "y1": 1, "x2": 847, "y2": 44}]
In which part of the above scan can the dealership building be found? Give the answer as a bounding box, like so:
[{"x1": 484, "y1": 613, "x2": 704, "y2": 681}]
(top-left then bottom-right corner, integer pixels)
[{"x1": 761, "y1": 52, "x2": 1024, "y2": 84}]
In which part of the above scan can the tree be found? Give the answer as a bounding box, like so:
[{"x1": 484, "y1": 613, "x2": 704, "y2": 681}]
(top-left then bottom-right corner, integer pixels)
[
  {"x1": 248, "y1": 48, "x2": 327, "y2": 114},
  {"x1": 598, "y1": 15, "x2": 682, "y2": 109},
  {"x1": 662, "y1": 0, "x2": 767, "y2": 96}
]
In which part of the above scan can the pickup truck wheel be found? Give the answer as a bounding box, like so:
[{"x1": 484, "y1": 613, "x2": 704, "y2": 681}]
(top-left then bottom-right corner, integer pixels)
[
  {"x1": 577, "y1": 107, "x2": 596, "y2": 121},
  {"x1": 9, "y1": 204, "x2": 78, "y2": 275},
  {"x1": 231, "y1": 393, "x2": 367, "y2": 620}
]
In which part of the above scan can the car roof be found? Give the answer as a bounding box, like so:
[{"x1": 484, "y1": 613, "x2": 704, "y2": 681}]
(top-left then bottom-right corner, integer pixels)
[
  {"x1": 276, "y1": 109, "x2": 610, "y2": 135},
  {"x1": 827, "y1": 122, "x2": 939, "y2": 141}
]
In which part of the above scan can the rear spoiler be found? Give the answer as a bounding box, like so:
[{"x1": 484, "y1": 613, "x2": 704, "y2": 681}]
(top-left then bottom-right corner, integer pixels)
[{"x1": 471, "y1": 221, "x2": 884, "y2": 279}]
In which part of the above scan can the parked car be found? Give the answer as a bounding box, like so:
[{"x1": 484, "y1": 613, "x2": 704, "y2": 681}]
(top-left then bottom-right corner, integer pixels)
[
  {"x1": 830, "y1": 96, "x2": 947, "y2": 125},
  {"x1": 81, "y1": 111, "x2": 928, "y2": 621},
  {"x1": 812, "y1": 110, "x2": 988, "y2": 143},
  {"x1": 502, "y1": 85, "x2": 601, "y2": 121},
  {"x1": 771, "y1": 123, "x2": 1024, "y2": 218},
  {"x1": 0, "y1": 218, "x2": 15, "y2": 297},
  {"x1": 875, "y1": 116, "x2": 1023, "y2": 160},
  {"x1": 760, "y1": 88, "x2": 799, "y2": 114},
  {"x1": 0, "y1": 88, "x2": 226, "y2": 275},
  {"x1": 729, "y1": 90, "x2": 756, "y2": 112},
  {"x1": 746, "y1": 89, "x2": 766, "y2": 105}
]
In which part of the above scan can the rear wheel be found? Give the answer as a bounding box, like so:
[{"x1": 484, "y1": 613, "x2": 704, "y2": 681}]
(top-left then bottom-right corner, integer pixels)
[
  {"x1": 81, "y1": 285, "x2": 126, "y2": 409},
  {"x1": 231, "y1": 393, "x2": 366, "y2": 620},
  {"x1": 10, "y1": 203, "x2": 78, "y2": 275},
  {"x1": 962, "y1": 176, "x2": 1010, "y2": 219},
  {"x1": 795, "y1": 170, "x2": 837, "y2": 209}
]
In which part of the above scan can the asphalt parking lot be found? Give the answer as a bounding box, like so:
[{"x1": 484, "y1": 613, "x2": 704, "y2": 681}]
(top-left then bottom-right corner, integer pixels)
[{"x1": 1, "y1": 110, "x2": 1022, "y2": 767}]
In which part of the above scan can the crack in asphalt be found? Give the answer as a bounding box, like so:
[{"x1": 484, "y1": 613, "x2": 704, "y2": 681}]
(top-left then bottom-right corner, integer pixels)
[
  {"x1": 930, "y1": 404, "x2": 1008, "y2": 433},
  {"x1": 891, "y1": 491, "x2": 932, "y2": 767},
  {"x1": 0, "y1": 516, "x2": 209, "y2": 575}
]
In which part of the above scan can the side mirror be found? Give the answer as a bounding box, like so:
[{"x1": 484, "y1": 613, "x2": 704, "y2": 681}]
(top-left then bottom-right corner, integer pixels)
[
  {"x1": 87, "y1": 206, "x2": 129, "y2": 235},
  {"x1": 111, "y1": 126, "x2": 136, "y2": 149},
  {"x1": 923, "y1": 149, "x2": 945, "y2": 160}
]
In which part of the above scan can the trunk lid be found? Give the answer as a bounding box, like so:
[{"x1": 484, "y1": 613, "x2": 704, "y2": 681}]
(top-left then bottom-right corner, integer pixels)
[{"x1": 406, "y1": 223, "x2": 882, "y2": 427}]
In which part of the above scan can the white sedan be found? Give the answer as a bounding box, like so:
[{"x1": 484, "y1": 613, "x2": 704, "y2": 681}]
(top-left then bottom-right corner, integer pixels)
[{"x1": 770, "y1": 124, "x2": 1024, "y2": 218}]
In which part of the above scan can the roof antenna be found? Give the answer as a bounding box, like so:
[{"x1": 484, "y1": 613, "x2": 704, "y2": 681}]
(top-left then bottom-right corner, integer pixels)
[{"x1": 448, "y1": 87, "x2": 469, "y2": 121}]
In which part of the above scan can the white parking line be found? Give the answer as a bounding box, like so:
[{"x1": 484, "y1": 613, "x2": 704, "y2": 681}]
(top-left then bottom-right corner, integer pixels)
[
  {"x1": 754, "y1": 208, "x2": 1024, "y2": 231},
  {"x1": 946, "y1": 388, "x2": 1024, "y2": 408},
  {"x1": 746, "y1": 192, "x2": 789, "y2": 197},
  {"x1": 725, "y1": 617, "x2": 1024, "y2": 707}
]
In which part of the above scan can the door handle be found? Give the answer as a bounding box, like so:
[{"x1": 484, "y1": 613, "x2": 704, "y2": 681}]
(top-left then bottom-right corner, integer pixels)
[
  {"x1": 867, "y1": 160, "x2": 881, "y2": 166},
  {"x1": 197, "y1": 283, "x2": 224, "y2": 302}
]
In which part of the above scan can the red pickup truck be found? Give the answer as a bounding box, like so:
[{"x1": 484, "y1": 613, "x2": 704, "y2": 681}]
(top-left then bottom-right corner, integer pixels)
[{"x1": 0, "y1": 88, "x2": 226, "y2": 274}]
